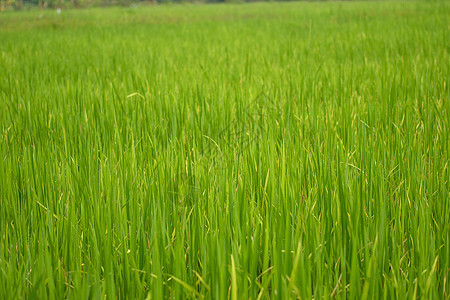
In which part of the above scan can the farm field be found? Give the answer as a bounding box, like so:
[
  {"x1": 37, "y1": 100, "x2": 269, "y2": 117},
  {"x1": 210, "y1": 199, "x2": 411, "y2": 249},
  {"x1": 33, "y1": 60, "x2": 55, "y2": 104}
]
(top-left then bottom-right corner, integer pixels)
[{"x1": 0, "y1": 1, "x2": 449, "y2": 298}]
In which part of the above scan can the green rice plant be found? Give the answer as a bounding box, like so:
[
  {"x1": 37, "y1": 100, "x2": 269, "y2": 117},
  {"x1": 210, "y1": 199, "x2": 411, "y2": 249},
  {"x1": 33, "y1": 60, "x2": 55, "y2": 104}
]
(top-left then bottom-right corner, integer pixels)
[{"x1": 0, "y1": 1, "x2": 449, "y2": 299}]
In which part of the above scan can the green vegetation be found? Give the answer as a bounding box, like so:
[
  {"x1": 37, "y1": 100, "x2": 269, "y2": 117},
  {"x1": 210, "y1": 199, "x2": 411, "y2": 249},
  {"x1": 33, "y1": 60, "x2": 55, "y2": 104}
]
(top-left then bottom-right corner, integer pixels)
[{"x1": 1, "y1": 1, "x2": 449, "y2": 298}]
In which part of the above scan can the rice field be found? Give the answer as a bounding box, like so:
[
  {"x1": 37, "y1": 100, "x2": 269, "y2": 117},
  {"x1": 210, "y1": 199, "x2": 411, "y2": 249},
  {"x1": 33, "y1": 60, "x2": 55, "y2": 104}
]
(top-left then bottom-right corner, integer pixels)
[{"x1": 0, "y1": 1, "x2": 449, "y2": 298}]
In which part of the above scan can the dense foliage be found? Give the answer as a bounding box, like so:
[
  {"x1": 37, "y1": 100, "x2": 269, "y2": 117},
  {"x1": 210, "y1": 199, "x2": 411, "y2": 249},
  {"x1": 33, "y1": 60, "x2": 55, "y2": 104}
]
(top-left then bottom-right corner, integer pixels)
[
  {"x1": 4, "y1": 0, "x2": 317, "y2": 11},
  {"x1": 1, "y1": 1, "x2": 449, "y2": 299}
]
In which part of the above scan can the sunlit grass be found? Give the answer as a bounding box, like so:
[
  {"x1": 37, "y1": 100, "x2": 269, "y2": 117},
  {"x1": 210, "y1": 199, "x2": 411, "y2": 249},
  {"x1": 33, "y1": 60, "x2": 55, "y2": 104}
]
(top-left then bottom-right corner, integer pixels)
[{"x1": 0, "y1": 1, "x2": 449, "y2": 298}]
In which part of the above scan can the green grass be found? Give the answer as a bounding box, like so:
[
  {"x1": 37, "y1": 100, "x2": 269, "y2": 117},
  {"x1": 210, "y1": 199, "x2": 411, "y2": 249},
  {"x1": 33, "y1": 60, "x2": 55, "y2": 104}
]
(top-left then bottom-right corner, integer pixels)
[{"x1": 0, "y1": 1, "x2": 449, "y2": 298}]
